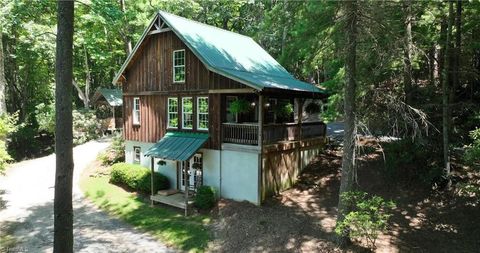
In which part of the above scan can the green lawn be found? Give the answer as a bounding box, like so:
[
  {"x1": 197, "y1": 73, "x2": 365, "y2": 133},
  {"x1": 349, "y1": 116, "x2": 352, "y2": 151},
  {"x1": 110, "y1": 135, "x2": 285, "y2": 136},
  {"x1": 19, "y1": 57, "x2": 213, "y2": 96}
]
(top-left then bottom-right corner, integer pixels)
[{"x1": 80, "y1": 176, "x2": 211, "y2": 252}]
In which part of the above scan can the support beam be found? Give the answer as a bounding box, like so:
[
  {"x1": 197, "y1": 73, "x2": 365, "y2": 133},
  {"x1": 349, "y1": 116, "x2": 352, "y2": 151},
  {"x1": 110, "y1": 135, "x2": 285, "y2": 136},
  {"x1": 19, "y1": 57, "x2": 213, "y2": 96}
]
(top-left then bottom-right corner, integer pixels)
[
  {"x1": 184, "y1": 161, "x2": 189, "y2": 216},
  {"x1": 150, "y1": 157, "x2": 154, "y2": 206},
  {"x1": 148, "y1": 28, "x2": 171, "y2": 35}
]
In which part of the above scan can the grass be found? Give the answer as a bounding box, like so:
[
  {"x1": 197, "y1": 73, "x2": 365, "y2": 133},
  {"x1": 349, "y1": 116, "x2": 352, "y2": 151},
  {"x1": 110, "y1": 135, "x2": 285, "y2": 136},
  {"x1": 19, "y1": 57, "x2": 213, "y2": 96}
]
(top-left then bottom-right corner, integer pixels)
[{"x1": 80, "y1": 175, "x2": 211, "y2": 252}]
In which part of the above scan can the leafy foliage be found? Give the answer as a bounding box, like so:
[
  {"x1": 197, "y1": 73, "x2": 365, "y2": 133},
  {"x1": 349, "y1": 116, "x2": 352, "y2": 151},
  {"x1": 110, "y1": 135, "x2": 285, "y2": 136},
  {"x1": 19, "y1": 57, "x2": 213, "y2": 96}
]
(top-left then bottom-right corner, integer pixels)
[
  {"x1": 109, "y1": 162, "x2": 169, "y2": 194},
  {"x1": 194, "y1": 186, "x2": 216, "y2": 210},
  {"x1": 464, "y1": 128, "x2": 480, "y2": 167},
  {"x1": 0, "y1": 113, "x2": 18, "y2": 173},
  {"x1": 99, "y1": 132, "x2": 125, "y2": 166},
  {"x1": 335, "y1": 191, "x2": 396, "y2": 249},
  {"x1": 228, "y1": 99, "x2": 251, "y2": 114}
]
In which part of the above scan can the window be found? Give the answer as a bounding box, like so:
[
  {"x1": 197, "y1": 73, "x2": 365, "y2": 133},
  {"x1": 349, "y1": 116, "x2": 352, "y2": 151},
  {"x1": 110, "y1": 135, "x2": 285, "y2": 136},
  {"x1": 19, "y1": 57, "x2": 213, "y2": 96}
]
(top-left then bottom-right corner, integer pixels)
[
  {"x1": 167, "y1": 97, "x2": 178, "y2": 128},
  {"x1": 197, "y1": 97, "x2": 209, "y2": 130},
  {"x1": 182, "y1": 97, "x2": 193, "y2": 129},
  {"x1": 173, "y1": 50, "x2": 185, "y2": 83},
  {"x1": 133, "y1": 97, "x2": 140, "y2": 125},
  {"x1": 133, "y1": 146, "x2": 141, "y2": 164}
]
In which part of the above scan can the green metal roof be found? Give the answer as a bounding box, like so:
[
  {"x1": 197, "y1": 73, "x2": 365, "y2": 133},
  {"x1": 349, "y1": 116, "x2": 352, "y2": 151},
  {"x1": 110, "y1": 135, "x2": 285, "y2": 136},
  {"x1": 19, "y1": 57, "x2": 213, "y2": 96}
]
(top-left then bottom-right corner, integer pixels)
[
  {"x1": 113, "y1": 11, "x2": 324, "y2": 94},
  {"x1": 159, "y1": 11, "x2": 323, "y2": 93},
  {"x1": 93, "y1": 88, "x2": 123, "y2": 106},
  {"x1": 144, "y1": 132, "x2": 209, "y2": 161}
]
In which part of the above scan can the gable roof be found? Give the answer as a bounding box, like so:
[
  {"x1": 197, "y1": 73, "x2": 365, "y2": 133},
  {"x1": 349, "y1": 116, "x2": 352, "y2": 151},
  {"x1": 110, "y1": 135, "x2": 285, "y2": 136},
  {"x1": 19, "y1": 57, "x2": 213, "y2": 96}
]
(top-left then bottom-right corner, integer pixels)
[
  {"x1": 92, "y1": 88, "x2": 123, "y2": 106},
  {"x1": 113, "y1": 11, "x2": 325, "y2": 94}
]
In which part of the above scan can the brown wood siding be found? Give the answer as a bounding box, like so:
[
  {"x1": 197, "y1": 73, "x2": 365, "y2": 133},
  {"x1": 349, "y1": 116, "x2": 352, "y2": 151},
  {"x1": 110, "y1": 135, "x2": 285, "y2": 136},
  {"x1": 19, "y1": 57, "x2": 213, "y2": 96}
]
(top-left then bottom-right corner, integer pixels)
[
  {"x1": 124, "y1": 31, "x2": 245, "y2": 94},
  {"x1": 123, "y1": 95, "x2": 166, "y2": 143},
  {"x1": 123, "y1": 94, "x2": 221, "y2": 150}
]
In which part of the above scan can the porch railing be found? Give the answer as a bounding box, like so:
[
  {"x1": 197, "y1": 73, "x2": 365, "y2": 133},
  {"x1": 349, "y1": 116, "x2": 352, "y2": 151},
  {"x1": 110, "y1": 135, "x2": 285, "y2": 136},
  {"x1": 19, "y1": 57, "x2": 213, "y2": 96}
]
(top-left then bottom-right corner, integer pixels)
[
  {"x1": 221, "y1": 122, "x2": 326, "y2": 145},
  {"x1": 222, "y1": 123, "x2": 259, "y2": 145}
]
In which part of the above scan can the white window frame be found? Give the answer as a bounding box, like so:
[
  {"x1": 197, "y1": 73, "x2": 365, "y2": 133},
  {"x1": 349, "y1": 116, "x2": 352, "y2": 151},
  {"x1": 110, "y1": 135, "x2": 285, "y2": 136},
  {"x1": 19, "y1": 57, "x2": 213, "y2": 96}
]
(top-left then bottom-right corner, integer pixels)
[
  {"x1": 167, "y1": 97, "x2": 178, "y2": 129},
  {"x1": 133, "y1": 97, "x2": 140, "y2": 125},
  {"x1": 173, "y1": 49, "x2": 185, "y2": 83},
  {"x1": 182, "y1": 97, "x2": 193, "y2": 129},
  {"x1": 196, "y1": 96, "x2": 209, "y2": 131},
  {"x1": 133, "y1": 146, "x2": 141, "y2": 164}
]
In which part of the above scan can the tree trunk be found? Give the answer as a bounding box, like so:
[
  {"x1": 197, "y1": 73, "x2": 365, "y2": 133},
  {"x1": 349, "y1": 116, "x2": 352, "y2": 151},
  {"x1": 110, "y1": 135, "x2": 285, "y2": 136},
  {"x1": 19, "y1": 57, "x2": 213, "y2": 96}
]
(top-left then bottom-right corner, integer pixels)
[
  {"x1": 0, "y1": 31, "x2": 7, "y2": 114},
  {"x1": 403, "y1": 0, "x2": 413, "y2": 104},
  {"x1": 441, "y1": 1, "x2": 454, "y2": 178},
  {"x1": 120, "y1": 0, "x2": 132, "y2": 55},
  {"x1": 54, "y1": 1, "x2": 74, "y2": 252},
  {"x1": 450, "y1": 0, "x2": 461, "y2": 111},
  {"x1": 336, "y1": 0, "x2": 358, "y2": 245}
]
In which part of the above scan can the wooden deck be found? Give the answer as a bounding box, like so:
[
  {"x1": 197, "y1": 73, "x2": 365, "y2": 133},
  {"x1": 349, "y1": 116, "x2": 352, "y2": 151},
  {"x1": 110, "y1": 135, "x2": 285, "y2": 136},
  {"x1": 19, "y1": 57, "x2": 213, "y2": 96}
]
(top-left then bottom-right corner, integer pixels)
[{"x1": 150, "y1": 192, "x2": 194, "y2": 209}]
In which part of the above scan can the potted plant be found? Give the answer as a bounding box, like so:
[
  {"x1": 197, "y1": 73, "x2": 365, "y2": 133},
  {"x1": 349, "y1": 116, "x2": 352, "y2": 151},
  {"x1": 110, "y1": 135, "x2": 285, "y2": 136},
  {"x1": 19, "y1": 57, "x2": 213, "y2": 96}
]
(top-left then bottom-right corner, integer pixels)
[{"x1": 228, "y1": 98, "x2": 252, "y2": 114}]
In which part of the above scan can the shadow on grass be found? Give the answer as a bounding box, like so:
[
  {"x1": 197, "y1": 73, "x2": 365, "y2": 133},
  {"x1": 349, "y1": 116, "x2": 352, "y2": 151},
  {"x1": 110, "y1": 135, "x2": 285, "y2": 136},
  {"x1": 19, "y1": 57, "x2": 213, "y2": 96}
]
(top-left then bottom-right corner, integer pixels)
[{"x1": 82, "y1": 176, "x2": 210, "y2": 252}]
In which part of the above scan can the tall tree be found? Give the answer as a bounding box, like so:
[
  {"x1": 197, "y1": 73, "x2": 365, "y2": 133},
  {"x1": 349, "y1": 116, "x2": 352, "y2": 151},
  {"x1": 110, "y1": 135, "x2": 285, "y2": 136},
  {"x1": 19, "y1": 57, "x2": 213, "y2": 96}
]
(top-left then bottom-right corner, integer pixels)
[
  {"x1": 0, "y1": 30, "x2": 6, "y2": 114},
  {"x1": 337, "y1": 0, "x2": 358, "y2": 245},
  {"x1": 442, "y1": 1, "x2": 454, "y2": 178},
  {"x1": 403, "y1": 0, "x2": 413, "y2": 104},
  {"x1": 53, "y1": 0, "x2": 74, "y2": 252}
]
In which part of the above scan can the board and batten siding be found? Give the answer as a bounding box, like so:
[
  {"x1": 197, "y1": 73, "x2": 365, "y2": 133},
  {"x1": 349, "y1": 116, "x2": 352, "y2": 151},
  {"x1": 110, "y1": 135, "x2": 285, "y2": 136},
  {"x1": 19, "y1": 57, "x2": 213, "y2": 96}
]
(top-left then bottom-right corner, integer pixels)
[
  {"x1": 123, "y1": 93, "x2": 221, "y2": 149},
  {"x1": 123, "y1": 31, "x2": 245, "y2": 94}
]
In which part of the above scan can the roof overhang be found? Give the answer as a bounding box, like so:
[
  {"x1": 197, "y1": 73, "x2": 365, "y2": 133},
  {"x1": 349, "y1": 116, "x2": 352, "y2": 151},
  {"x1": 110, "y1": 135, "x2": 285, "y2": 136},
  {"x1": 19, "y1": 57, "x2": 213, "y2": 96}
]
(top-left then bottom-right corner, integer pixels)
[{"x1": 144, "y1": 132, "x2": 209, "y2": 162}]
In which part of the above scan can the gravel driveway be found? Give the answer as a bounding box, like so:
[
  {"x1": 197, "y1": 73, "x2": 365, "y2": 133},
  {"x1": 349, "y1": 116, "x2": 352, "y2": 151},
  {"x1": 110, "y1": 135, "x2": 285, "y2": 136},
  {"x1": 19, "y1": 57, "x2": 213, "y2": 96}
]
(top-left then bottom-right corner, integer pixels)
[{"x1": 0, "y1": 138, "x2": 173, "y2": 253}]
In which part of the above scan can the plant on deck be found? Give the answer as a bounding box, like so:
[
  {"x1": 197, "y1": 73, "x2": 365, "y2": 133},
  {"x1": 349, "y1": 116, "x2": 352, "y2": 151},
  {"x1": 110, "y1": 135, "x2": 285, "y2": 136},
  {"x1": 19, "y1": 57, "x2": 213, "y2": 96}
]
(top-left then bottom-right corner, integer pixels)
[
  {"x1": 109, "y1": 162, "x2": 169, "y2": 193},
  {"x1": 335, "y1": 191, "x2": 395, "y2": 250}
]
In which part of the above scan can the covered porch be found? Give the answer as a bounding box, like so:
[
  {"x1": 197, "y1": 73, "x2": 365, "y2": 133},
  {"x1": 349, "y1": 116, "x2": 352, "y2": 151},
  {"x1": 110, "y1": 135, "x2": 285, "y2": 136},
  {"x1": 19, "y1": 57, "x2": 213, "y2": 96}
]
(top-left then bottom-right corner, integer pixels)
[
  {"x1": 220, "y1": 92, "x2": 327, "y2": 146},
  {"x1": 144, "y1": 132, "x2": 209, "y2": 215}
]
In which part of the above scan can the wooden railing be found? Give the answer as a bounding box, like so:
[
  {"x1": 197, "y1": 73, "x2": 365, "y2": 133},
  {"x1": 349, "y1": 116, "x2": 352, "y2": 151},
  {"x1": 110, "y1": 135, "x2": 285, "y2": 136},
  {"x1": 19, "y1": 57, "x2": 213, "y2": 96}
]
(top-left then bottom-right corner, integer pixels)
[
  {"x1": 222, "y1": 122, "x2": 326, "y2": 145},
  {"x1": 222, "y1": 123, "x2": 259, "y2": 145}
]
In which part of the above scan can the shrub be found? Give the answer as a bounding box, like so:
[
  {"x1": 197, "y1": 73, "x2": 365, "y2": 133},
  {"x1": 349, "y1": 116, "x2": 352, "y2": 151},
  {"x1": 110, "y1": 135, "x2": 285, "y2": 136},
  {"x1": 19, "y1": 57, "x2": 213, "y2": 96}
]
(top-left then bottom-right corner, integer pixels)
[
  {"x1": 194, "y1": 186, "x2": 216, "y2": 210},
  {"x1": 464, "y1": 128, "x2": 480, "y2": 167},
  {"x1": 109, "y1": 163, "x2": 169, "y2": 193},
  {"x1": 35, "y1": 104, "x2": 102, "y2": 145},
  {"x1": 335, "y1": 191, "x2": 395, "y2": 250},
  {"x1": 72, "y1": 109, "x2": 102, "y2": 145},
  {"x1": 0, "y1": 113, "x2": 18, "y2": 173},
  {"x1": 99, "y1": 133, "x2": 125, "y2": 166},
  {"x1": 383, "y1": 139, "x2": 444, "y2": 185}
]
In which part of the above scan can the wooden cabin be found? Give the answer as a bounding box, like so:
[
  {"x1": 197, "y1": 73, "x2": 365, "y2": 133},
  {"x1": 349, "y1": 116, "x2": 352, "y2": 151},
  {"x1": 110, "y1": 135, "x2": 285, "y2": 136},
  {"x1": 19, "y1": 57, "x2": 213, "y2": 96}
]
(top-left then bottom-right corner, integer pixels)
[
  {"x1": 91, "y1": 88, "x2": 123, "y2": 132},
  {"x1": 113, "y1": 11, "x2": 328, "y2": 208}
]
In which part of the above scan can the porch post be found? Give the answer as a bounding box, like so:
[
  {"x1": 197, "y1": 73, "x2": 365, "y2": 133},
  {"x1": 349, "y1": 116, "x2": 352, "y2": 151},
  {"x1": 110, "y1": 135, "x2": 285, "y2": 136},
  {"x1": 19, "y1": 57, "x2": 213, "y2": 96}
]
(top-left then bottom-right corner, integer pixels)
[
  {"x1": 112, "y1": 106, "x2": 116, "y2": 129},
  {"x1": 184, "y1": 160, "x2": 189, "y2": 216},
  {"x1": 150, "y1": 156, "x2": 154, "y2": 206},
  {"x1": 297, "y1": 98, "x2": 305, "y2": 139},
  {"x1": 258, "y1": 94, "x2": 264, "y2": 146},
  {"x1": 257, "y1": 94, "x2": 264, "y2": 205}
]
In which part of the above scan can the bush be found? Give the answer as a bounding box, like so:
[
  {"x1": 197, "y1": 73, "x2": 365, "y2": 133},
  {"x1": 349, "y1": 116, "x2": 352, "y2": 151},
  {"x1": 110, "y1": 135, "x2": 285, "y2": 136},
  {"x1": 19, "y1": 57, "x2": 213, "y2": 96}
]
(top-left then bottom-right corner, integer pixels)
[
  {"x1": 384, "y1": 139, "x2": 444, "y2": 185},
  {"x1": 35, "y1": 104, "x2": 102, "y2": 145},
  {"x1": 464, "y1": 128, "x2": 480, "y2": 167},
  {"x1": 99, "y1": 133, "x2": 125, "y2": 165},
  {"x1": 335, "y1": 191, "x2": 395, "y2": 250},
  {"x1": 194, "y1": 186, "x2": 216, "y2": 210},
  {"x1": 0, "y1": 113, "x2": 18, "y2": 173},
  {"x1": 72, "y1": 109, "x2": 102, "y2": 145},
  {"x1": 109, "y1": 163, "x2": 169, "y2": 193}
]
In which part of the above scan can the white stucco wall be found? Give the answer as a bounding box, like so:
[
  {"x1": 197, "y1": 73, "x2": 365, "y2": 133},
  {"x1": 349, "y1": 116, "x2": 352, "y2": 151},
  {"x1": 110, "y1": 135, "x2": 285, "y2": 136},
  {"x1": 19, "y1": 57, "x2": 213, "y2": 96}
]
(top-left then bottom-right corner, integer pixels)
[
  {"x1": 200, "y1": 149, "x2": 221, "y2": 196},
  {"x1": 126, "y1": 141, "x2": 261, "y2": 204},
  {"x1": 154, "y1": 158, "x2": 177, "y2": 189},
  {"x1": 220, "y1": 149, "x2": 260, "y2": 205},
  {"x1": 125, "y1": 140, "x2": 154, "y2": 168}
]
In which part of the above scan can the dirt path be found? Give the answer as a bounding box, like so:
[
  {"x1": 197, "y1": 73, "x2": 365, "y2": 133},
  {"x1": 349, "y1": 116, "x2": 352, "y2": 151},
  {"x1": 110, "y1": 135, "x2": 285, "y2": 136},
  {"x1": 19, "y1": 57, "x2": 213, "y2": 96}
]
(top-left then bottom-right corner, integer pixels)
[{"x1": 0, "y1": 138, "x2": 173, "y2": 253}]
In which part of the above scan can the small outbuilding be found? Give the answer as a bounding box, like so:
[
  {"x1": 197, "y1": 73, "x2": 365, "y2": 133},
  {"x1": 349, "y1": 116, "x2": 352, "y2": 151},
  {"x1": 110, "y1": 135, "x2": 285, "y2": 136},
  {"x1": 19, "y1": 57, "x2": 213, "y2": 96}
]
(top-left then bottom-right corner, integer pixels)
[{"x1": 92, "y1": 88, "x2": 123, "y2": 132}]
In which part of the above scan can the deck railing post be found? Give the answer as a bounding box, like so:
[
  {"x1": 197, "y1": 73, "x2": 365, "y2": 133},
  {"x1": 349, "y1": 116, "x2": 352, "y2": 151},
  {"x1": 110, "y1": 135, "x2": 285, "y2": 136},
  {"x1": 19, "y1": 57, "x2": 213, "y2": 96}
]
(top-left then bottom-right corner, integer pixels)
[{"x1": 150, "y1": 156, "x2": 154, "y2": 206}]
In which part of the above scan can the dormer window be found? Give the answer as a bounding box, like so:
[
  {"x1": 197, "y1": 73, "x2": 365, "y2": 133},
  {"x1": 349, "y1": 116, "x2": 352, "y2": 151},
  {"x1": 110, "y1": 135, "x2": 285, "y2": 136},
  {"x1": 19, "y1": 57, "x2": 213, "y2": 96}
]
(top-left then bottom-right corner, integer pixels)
[{"x1": 173, "y1": 49, "x2": 185, "y2": 83}]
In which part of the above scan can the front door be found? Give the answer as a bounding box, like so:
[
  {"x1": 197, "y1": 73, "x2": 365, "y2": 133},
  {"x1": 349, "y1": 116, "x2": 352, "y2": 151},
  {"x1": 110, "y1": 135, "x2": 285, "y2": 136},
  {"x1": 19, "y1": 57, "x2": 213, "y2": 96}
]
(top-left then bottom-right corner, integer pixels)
[{"x1": 179, "y1": 153, "x2": 203, "y2": 192}]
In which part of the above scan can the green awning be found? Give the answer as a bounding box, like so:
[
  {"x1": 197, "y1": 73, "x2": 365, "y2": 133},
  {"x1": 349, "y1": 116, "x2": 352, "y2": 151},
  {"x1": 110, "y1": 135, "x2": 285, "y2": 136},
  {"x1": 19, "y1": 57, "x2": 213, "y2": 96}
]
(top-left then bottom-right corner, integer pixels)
[{"x1": 144, "y1": 132, "x2": 209, "y2": 161}]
